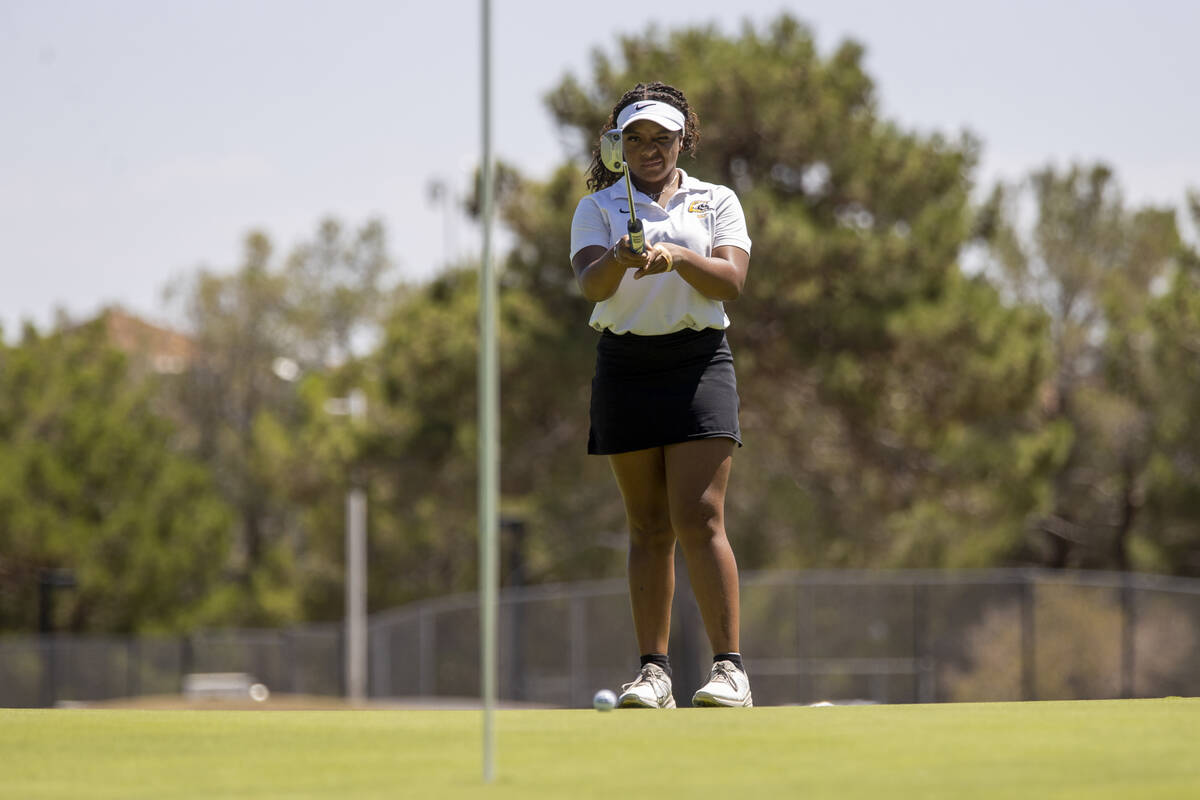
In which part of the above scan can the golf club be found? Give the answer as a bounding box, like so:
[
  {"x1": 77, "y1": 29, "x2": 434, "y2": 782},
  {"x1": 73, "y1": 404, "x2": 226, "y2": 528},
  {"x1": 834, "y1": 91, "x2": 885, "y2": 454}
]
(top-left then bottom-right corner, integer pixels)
[{"x1": 600, "y1": 128, "x2": 645, "y2": 255}]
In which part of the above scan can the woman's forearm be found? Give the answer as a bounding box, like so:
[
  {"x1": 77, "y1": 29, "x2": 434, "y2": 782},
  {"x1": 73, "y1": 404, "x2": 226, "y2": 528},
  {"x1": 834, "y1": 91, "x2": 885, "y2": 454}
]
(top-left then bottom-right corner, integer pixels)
[
  {"x1": 666, "y1": 246, "x2": 747, "y2": 301},
  {"x1": 577, "y1": 245, "x2": 628, "y2": 302}
]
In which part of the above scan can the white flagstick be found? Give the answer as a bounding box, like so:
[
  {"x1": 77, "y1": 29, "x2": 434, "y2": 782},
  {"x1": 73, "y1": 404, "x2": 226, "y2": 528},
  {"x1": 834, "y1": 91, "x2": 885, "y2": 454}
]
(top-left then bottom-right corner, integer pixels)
[{"x1": 478, "y1": 0, "x2": 499, "y2": 784}]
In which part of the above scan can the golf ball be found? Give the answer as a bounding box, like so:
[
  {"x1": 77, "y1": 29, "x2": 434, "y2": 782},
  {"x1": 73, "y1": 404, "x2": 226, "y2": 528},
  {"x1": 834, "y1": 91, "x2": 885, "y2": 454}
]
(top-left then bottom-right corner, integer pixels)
[{"x1": 592, "y1": 689, "x2": 617, "y2": 711}]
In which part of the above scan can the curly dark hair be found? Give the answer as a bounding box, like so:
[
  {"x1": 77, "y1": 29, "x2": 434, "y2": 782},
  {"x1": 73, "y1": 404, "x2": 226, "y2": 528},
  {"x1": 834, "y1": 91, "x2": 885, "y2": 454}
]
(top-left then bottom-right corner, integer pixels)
[{"x1": 585, "y1": 81, "x2": 700, "y2": 193}]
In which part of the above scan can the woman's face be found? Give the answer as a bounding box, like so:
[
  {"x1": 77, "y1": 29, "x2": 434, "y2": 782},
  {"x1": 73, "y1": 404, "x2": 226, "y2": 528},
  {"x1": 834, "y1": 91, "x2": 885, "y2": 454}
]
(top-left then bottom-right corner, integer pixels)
[{"x1": 622, "y1": 119, "x2": 682, "y2": 184}]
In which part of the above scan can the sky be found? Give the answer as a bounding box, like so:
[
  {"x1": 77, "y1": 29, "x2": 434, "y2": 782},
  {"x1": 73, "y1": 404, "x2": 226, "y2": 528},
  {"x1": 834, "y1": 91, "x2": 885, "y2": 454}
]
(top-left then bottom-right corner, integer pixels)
[{"x1": 2, "y1": 0, "x2": 1198, "y2": 339}]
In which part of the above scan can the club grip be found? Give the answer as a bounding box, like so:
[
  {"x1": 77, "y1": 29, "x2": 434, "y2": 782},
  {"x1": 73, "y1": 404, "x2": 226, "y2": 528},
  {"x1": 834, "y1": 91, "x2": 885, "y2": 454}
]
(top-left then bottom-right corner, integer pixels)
[{"x1": 627, "y1": 218, "x2": 645, "y2": 255}]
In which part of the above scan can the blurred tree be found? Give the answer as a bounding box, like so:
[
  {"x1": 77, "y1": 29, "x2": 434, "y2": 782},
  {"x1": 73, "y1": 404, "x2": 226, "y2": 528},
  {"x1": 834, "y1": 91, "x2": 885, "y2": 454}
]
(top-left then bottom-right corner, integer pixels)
[
  {"x1": 165, "y1": 218, "x2": 395, "y2": 624},
  {"x1": 976, "y1": 166, "x2": 1190, "y2": 570},
  {"x1": 0, "y1": 322, "x2": 232, "y2": 633},
  {"x1": 167, "y1": 232, "x2": 299, "y2": 624},
  {"x1": 367, "y1": 269, "x2": 485, "y2": 604},
  {"x1": 1138, "y1": 192, "x2": 1200, "y2": 573},
  {"x1": 282, "y1": 218, "x2": 393, "y2": 368},
  {"x1": 362, "y1": 250, "x2": 626, "y2": 611}
]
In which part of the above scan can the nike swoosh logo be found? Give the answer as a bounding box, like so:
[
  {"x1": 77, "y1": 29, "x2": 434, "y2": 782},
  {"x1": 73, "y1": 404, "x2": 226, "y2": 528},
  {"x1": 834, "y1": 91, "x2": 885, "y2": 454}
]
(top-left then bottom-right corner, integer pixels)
[
  {"x1": 634, "y1": 102, "x2": 654, "y2": 110},
  {"x1": 618, "y1": 207, "x2": 630, "y2": 214}
]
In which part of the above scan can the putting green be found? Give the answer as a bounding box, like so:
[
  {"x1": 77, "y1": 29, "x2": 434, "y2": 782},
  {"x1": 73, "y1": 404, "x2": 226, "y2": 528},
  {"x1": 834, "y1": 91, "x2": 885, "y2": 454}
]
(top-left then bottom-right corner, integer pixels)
[{"x1": 2, "y1": 698, "x2": 1197, "y2": 798}]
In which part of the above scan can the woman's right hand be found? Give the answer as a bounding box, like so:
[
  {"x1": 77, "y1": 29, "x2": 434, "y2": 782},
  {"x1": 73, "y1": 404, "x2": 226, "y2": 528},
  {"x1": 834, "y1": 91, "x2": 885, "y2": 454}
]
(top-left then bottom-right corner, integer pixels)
[
  {"x1": 571, "y1": 237, "x2": 651, "y2": 302},
  {"x1": 612, "y1": 235, "x2": 651, "y2": 270}
]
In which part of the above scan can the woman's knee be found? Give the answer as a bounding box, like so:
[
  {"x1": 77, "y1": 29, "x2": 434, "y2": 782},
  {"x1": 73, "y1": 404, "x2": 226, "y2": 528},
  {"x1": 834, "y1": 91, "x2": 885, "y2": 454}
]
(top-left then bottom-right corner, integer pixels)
[
  {"x1": 626, "y1": 508, "x2": 674, "y2": 549},
  {"x1": 670, "y1": 505, "x2": 724, "y2": 548}
]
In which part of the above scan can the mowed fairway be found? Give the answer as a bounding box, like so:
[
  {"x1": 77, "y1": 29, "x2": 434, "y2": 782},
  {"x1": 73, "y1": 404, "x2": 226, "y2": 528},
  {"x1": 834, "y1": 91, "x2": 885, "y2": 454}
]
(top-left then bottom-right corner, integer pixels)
[{"x1": 2, "y1": 698, "x2": 1197, "y2": 799}]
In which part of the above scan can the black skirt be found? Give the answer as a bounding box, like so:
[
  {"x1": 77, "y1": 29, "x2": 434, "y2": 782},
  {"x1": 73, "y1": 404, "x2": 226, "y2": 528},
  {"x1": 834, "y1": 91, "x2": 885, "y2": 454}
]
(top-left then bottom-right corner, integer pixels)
[{"x1": 588, "y1": 327, "x2": 742, "y2": 455}]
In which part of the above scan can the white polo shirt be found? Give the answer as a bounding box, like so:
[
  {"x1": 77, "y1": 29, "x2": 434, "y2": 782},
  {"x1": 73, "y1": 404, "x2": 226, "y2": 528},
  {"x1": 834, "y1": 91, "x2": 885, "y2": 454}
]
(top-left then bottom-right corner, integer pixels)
[{"x1": 569, "y1": 168, "x2": 752, "y2": 335}]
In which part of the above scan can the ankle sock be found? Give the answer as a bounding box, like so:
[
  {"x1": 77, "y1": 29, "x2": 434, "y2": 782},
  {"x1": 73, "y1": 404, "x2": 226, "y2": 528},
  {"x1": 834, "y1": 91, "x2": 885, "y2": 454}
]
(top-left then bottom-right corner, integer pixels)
[
  {"x1": 714, "y1": 652, "x2": 744, "y2": 671},
  {"x1": 640, "y1": 653, "x2": 671, "y2": 677}
]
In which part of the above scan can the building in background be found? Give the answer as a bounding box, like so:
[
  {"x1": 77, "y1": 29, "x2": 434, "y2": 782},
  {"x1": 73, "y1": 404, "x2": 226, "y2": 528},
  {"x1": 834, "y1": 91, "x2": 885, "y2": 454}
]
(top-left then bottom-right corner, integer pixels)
[{"x1": 97, "y1": 307, "x2": 195, "y2": 375}]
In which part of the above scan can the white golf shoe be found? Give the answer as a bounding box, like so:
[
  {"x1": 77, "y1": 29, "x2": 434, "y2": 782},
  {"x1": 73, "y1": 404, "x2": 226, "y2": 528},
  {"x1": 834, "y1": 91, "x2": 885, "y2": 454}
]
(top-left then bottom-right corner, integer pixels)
[
  {"x1": 617, "y1": 663, "x2": 676, "y2": 709},
  {"x1": 692, "y1": 660, "x2": 753, "y2": 707}
]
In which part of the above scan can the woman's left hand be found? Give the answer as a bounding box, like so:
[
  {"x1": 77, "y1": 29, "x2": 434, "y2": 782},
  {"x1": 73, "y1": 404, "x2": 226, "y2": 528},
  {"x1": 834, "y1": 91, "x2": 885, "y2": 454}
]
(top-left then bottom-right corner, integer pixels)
[{"x1": 632, "y1": 243, "x2": 676, "y2": 280}]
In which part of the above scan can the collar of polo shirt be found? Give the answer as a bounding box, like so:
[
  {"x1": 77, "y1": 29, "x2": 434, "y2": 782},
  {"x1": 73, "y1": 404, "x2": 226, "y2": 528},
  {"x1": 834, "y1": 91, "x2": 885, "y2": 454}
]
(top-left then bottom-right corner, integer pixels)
[{"x1": 606, "y1": 168, "x2": 700, "y2": 203}]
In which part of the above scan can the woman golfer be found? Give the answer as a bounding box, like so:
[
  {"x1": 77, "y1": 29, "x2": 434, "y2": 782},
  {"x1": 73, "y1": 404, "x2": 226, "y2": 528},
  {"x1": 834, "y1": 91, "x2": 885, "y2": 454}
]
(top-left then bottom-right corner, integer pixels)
[{"x1": 570, "y1": 82, "x2": 752, "y2": 708}]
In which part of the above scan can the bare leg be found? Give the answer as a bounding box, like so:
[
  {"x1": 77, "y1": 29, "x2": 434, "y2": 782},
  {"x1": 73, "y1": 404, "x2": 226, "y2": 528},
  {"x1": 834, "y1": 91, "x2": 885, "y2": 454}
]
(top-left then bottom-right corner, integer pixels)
[
  {"x1": 664, "y1": 438, "x2": 739, "y2": 655},
  {"x1": 608, "y1": 447, "x2": 674, "y2": 655}
]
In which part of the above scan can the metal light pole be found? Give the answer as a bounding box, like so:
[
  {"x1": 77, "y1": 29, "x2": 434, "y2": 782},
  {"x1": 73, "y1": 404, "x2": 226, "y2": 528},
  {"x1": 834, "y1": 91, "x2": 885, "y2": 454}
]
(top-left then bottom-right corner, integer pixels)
[
  {"x1": 274, "y1": 360, "x2": 370, "y2": 705},
  {"x1": 478, "y1": 0, "x2": 499, "y2": 783},
  {"x1": 327, "y1": 389, "x2": 368, "y2": 704}
]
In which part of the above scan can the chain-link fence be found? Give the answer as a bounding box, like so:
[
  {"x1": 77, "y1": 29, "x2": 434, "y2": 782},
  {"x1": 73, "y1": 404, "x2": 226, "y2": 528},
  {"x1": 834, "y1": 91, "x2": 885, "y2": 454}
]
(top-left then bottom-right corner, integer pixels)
[{"x1": 4, "y1": 569, "x2": 1199, "y2": 708}]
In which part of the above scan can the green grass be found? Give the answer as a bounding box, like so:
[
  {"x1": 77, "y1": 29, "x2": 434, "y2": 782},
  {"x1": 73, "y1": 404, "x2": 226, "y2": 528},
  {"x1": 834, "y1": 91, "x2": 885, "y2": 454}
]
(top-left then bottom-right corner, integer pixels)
[{"x1": 2, "y1": 698, "x2": 1198, "y2": 798}]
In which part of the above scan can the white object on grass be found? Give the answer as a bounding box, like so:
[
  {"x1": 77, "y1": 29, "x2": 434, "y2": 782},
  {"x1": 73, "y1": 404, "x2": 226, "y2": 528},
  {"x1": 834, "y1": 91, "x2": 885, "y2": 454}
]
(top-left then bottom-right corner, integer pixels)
[{"x1": 593, "y1": 689, "x2": 617, "y2": 711}]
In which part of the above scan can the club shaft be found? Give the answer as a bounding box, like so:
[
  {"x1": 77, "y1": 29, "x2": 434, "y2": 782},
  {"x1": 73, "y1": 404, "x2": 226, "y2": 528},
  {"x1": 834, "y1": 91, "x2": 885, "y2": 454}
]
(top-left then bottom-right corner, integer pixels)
[{"x1": 623, "y1": 164, "x2": 644, "y2": 254}]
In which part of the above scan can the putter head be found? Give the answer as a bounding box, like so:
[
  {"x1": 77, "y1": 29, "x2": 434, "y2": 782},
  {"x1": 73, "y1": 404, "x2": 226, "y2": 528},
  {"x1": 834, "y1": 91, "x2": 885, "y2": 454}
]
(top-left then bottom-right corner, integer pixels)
[{"x1": 599, "y1": 129, "x2": 625, "y2": 173}]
